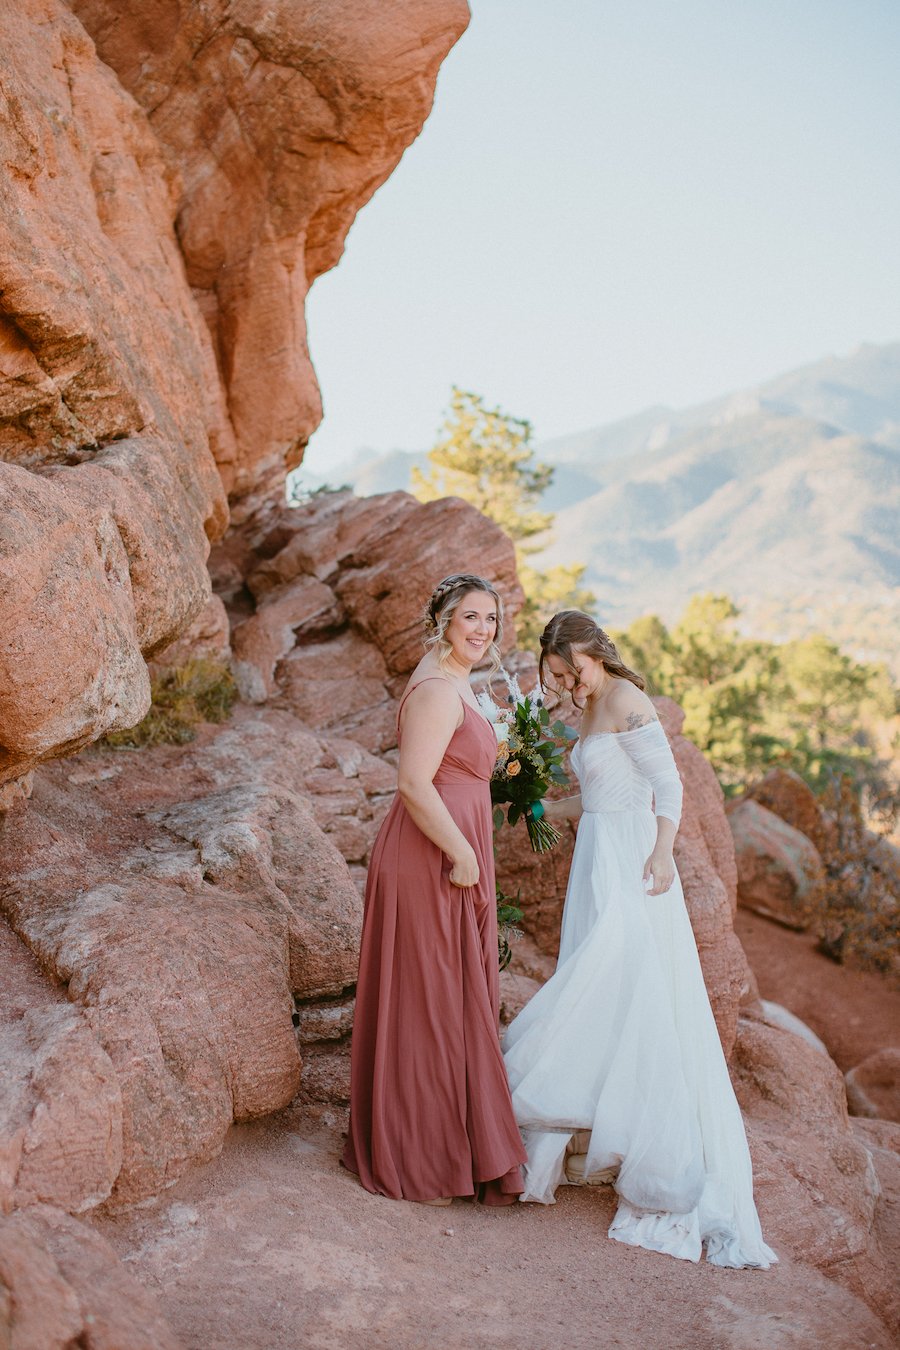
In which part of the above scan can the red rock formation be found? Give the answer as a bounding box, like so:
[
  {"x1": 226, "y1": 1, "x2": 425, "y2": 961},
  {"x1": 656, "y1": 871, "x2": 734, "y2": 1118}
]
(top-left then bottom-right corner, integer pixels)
[
  {"x1": 0, "y1": 920, "x2": 122, "y2": 1215},
  {"x1": 0, "y1": 709, "x2": 364, "y2": 1206},
  {"x1": 734, "y1": 1015, "x2": 899, "y2": 1330},
  {"x1": 0, "y1": 1204, "x2": 179, "y2": 1349},
  {"x1": 846, "y1": 1049, "x2": 900, "y2": 1125},
  {"x1": 0, "y1": 0, "x2": 228, "y2": 786},
  {"x1": 728, "y1": 798, "x2": 826, "y2": 928},
  {"x1": 69, "y1": 0, "x2": 470, "y2": 512},
  {"x1": 742, "y1": 766, "x2": 837, "y2": 855},
  {"x1": 223, "y1": 488, "x2": 524, "y2": 751},
  {"x1": 0, "y1": 0, "x2": 468, "y2": 786}
]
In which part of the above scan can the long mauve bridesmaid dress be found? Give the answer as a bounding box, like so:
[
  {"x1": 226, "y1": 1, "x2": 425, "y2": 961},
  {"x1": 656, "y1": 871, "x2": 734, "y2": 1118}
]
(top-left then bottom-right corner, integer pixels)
[{"x1": 342, "y1": 678, "x2": 526, "y2": 1204}]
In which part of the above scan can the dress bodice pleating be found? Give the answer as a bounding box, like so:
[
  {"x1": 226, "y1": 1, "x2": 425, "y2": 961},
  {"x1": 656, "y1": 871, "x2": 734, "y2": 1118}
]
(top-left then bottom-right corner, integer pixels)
[{"x1": 571, "y1": 734, "x2": 654, "y2": 814}]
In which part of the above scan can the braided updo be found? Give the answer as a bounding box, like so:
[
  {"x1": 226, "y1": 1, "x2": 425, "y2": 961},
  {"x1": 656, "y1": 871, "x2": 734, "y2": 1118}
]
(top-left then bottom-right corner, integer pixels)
[{"x1": 424, "y1": 573, "x2": 503, "y2": 674}]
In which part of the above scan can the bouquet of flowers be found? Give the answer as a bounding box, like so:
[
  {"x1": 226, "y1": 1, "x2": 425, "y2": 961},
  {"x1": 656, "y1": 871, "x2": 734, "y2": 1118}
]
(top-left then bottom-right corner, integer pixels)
[{"x1": 478, "y1": 672, "x2": 577, "y2": 853}]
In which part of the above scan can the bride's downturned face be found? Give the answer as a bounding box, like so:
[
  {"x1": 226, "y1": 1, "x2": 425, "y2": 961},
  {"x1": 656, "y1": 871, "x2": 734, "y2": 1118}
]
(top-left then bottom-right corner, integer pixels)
[
  {"x1": 545, "y1": 648, "x2": 605, "y2": 703},
  {"x1": 444, "y1": 591, "x2": 497, "y2": 667}
]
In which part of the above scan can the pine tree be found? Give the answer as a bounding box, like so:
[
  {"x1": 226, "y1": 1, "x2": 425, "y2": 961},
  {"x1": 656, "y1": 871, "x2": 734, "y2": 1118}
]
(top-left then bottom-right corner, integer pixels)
[{"x1": 412, "y1": 388, "x2": 596, "y2": 644}]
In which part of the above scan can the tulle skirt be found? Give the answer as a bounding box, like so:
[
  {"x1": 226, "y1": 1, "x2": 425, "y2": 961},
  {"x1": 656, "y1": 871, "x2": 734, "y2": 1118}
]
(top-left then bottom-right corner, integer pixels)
[{"x1": 503, "y1": 808, "x2": 776, "y2": 1268}]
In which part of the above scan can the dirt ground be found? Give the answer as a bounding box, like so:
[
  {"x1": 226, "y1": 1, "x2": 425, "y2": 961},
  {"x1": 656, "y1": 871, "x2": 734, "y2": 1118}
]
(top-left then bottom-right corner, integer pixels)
[
  {"x1": 734, "y1": 908, "x2": 900, "y2": 1072},
  {"x1": 92, "y1": 914, "x2": 900, "y2": 1350}
]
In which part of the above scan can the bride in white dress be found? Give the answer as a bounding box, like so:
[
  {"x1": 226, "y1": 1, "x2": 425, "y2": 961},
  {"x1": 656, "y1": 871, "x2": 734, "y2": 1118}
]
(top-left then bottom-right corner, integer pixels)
[{"x1": 503, "y1": 611, "x2": 776, "y2": 1268}]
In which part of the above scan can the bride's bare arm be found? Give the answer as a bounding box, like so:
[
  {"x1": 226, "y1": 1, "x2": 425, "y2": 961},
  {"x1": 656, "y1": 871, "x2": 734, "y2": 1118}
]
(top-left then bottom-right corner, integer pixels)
[{"x1": 396, "y1": 681, "x2": 480, "y2": 887}]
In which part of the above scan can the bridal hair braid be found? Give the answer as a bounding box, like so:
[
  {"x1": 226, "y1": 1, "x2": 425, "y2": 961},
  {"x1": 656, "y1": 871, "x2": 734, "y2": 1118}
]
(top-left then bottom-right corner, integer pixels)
[
  {"x1": 423, "y1": 573, "x2": 503, "y2": 675},
  {"x1": 539, "y1": 609, "x2": 645, "y2": 707}
]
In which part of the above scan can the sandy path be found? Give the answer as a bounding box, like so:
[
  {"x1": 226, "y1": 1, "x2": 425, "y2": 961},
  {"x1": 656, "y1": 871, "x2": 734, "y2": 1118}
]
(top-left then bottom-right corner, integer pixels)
[
  {"x1": 94, "y1": 1102, "x2": 893, "y2": 1350},
  {"x1": 92, "y1": 913, "x2": 900, "y2": 1349}
]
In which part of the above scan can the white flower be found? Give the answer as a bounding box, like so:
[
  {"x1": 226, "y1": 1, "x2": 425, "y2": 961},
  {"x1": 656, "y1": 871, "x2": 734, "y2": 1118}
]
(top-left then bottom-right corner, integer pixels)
[
  {"x1": 494, "y1": 721, "x2": 510, "y2": 744},
  {"x1": 502, "y1": 669, "x2": 524, "y2": 705},
  {"x1": 477, "y1": 690, "x2": 502, "y2": 722},
  {"x1": 525, "y1": 687, "x2": 544, "y2": 712}
]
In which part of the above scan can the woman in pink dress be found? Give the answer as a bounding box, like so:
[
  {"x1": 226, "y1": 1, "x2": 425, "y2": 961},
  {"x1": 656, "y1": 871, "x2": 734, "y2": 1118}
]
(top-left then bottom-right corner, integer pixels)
[{"x1": 343, "y1": 574, "x2": 526, "y2": 1207}]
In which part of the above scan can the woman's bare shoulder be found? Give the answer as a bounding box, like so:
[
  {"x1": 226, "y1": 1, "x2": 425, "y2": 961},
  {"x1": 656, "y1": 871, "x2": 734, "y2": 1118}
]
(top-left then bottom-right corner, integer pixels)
[
  {"x1": 608, "y1": 679, "x2": 658, "y2": 732},
  {"x1": 404, "y1": 674, "x2": 459, "y2": 703},
  {"x1": 401, "y1": 676, "x2": 462, "y2": 724}
]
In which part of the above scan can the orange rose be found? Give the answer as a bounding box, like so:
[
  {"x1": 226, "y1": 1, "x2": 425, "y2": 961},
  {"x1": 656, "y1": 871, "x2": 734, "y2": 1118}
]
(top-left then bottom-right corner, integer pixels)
[{"x1": 506, "y1": 760, "x2": 521, "y2": 777}]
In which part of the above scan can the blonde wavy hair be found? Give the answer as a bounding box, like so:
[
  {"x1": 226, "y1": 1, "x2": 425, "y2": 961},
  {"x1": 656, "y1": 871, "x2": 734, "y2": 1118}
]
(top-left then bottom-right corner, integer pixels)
[
  {"x1": 539, "y1": 609, "x2": 645, "y2": 708},
  {"x1": 423, "y1": 574, "x2": 503, "y2": 675}
]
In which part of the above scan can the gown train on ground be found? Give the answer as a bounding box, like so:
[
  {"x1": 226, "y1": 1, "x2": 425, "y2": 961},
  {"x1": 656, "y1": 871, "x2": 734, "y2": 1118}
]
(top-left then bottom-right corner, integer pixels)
[{"x1": 503, "y1": 720, "x2": 776, "y2": 1267}]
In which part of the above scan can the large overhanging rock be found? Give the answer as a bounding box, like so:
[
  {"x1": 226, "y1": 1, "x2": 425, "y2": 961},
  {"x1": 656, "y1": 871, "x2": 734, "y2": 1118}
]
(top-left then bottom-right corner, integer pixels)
[
  {"x1": 0, "y1": 0, "x2": 229, "y2": 786},
  {"x1": 68, "y1": 0, "x2": 472, "y2": 514},
  {"x1": 1, "y1": 0, "x2": 469, "y2": 788}
]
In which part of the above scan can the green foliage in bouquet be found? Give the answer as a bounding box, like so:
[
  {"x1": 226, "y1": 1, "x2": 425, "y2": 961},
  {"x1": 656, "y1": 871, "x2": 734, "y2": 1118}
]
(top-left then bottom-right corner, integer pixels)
[
  {"x1": 496, "y1": 884, "x2": 524, "y2": 972},
  {"x1": 486, "y1": 679, "x2": 577, "y2": 851}
]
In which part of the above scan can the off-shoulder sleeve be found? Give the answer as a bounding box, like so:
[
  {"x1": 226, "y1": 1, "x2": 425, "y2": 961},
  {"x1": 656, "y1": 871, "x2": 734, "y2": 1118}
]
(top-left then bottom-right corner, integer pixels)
[{"x1": 618, "y1": 720, "x2": 683, "y2": 828}]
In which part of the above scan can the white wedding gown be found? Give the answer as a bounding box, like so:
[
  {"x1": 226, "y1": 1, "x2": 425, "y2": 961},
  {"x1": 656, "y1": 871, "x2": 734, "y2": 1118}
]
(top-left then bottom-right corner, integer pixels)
[{"x1": 503, "y1": 721, "x2": 776, "y2": 1268}]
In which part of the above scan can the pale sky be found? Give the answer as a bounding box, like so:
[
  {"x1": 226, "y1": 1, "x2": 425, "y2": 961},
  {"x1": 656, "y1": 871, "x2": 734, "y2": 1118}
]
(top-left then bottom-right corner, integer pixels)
[{"x1": 302, "y1": 0, "x2": 900, "y2": 473}]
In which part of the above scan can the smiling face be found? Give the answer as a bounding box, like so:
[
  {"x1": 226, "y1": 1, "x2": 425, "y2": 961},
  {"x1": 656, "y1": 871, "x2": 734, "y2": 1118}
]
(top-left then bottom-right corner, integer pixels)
[
  {"x1": 544, "y1": 648, "x2": 606, "y2": 705},
  {"x1": 443, "y1": 590, "x2": 498, "y2": 670}
]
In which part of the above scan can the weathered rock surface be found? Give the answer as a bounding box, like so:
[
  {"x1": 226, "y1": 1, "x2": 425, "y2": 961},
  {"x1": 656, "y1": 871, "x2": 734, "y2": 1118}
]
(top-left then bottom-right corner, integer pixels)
[
  {"x1": 70, "y1": 0, "x2": 471, "y2": 512},
  {"x1": 221, "y1": 489, "x2": 524, "y2": 751},
  {"x1": 846, "y1": 1049, "x2": 900, "y2": 1124},
  {"x1": 759, "y1": 998, "x2": 829, "y2": 1057},
  {"x1": 1, "y1": 0, "x2": 467, "y2": 787},
  {"x1": 728, "y1": 798, "x2": 826, "y2": 928},
  {"x1": 0, "y1": 707, "x2": 366, "y2": 1207},
  {"x1": 0, "y1": 0, "x2": 227, "y2": 787},
  {"x1": 734, "y1": 1015, "x2": 898, "y2": 1331},
  {"x1": 149, "y1": 594, "x2": 232, "y2": 674},
  {"x1": 0, "y1": 1203, "x2": 180, "y2": 1349},
  {"x1": 742, "y1": 766, "x2": 837, "y2": 856},
  {"x1": 0, "y1": 920, "x2": 123, "y2": 1217}
]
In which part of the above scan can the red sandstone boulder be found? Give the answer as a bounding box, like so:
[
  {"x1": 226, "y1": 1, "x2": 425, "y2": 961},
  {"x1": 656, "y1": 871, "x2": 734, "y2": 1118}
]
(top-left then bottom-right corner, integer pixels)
[
  {"x1": 0, "y1": 920, "x2": 123, "y2": 1216},
  {"x1": 219, "y1": 490, "x2": 524, "y2": 751},
  {"x1": 846, "y1": 1049, "x2": 900, "y2": 1124},
  {"x1": 728, "y1": 798, "x2": 826, "y2": 928},
  {"x1": 1, "y1": 0, "x2": 467, "y2": 790},
  {"x1": 0, "y1": 465, "x2": 151, "y2": 779},
  {"x1": 733, "y1": 1016, "x2": 897, "y2": 1328},
  {"x1": 150, "y1": 595, "x2": 232, "y2": 673},
  {"x1": 232, "y1": 578, "x2": 343, "y2": 703},
  {"x1": 0, "y1": 0, "x2": 228, "y2": 788},
  {"x1": 0, "y1": 1204, "x2": 180, "y2": 1349},
  {"x1": 70, "y1": 0, "x2": 470, "y2": 512},
  {"x1": 742, "y1": 766, "x2": 836, "y2": 855},
  {"x1": 0, "y1": 706, "x2": 365, "y2": 1207}
]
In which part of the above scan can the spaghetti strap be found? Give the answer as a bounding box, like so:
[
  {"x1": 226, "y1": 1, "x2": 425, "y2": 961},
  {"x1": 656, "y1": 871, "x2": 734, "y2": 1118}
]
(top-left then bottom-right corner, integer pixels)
[{"x1": 397, "y1": 676, "x2": 464, "y2": 730}]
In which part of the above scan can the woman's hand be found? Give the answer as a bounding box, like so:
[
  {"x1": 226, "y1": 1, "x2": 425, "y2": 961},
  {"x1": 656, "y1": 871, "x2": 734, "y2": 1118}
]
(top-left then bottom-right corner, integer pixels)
[
  {"x1": 449, "y1": 847, "x2": 480, "y2": 889},
  {"x1": 643, "y1": 849, "x2": 675, "y2": 896}
]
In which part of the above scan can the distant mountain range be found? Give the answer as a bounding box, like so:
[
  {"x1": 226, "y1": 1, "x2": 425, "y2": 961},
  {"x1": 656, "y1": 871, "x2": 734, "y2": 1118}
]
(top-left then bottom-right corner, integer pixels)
[{"x1": 294, "y1": 343, "x2": 900, "y2": 670}]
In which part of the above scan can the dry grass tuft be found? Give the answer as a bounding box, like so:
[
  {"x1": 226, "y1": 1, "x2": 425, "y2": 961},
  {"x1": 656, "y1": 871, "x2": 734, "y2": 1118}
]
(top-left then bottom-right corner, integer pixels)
[{"x1": 103, "y1": 658, "x2": 238, "y2": 749}]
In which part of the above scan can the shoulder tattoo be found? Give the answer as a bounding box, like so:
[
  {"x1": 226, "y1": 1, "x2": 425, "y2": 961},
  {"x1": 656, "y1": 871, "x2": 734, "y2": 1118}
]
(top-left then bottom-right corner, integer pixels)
[{"x1": 625, "y1": 710, "x2": 655, "y2": 731}]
